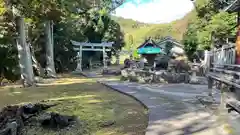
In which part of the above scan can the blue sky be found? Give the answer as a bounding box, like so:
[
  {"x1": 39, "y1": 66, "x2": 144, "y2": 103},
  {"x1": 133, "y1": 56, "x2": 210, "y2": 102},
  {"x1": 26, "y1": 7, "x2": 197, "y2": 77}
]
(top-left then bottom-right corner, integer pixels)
[{"x1": 113, "y1": 0, "x2": 194, "y2": 24}]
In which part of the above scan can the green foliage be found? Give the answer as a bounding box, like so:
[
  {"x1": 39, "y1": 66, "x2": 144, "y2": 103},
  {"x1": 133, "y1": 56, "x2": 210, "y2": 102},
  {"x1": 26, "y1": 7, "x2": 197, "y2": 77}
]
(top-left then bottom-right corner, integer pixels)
[
  {"x1": 133, "y1": 49, "x2": 140, "y2": 59},
  {"x1": 0, "y1": 0, "x2": 125, "y2": 80},
  {"x1": 207, "y1": 12, "x2": 236, "y2": 40},
  {"x1": 0, "y1": 2, "x2": 20, "y2": 82},
  {"x1": 182, "y1": 0, "x2": 237, "y2": 60},
  {"x1": 183, "y1": 23, "x2": 198, "y2": 60},
  {"x1": 0, "y1": 44, "x2": 20, "y2": 82}
]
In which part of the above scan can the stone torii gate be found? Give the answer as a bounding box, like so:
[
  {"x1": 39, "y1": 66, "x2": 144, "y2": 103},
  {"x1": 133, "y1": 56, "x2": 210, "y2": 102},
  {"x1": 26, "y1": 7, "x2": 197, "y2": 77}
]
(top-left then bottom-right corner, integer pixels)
[{"x1": 71, "y1": 40, "x2": 113, "y2": 71}]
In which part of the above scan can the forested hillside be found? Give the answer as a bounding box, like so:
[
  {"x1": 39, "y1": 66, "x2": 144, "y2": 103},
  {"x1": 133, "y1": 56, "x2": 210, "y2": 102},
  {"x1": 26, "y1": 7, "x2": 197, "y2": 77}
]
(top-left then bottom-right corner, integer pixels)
[
  {"x1": 114, "y1": 0, "x2": 238, "y2": 62},
  {"x1": 113, "y1": 9, "x2": 196, "y2": 50}
]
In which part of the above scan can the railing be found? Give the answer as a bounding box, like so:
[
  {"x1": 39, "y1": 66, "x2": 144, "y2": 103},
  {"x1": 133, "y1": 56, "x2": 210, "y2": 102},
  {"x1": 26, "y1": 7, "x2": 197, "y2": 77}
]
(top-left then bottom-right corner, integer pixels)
[
  {"x1": 207, "y1": 43, "x2": 240, "y2": 113},
  {"x1": 213, "y1": 44, "x2": 236, "y2": 66}
]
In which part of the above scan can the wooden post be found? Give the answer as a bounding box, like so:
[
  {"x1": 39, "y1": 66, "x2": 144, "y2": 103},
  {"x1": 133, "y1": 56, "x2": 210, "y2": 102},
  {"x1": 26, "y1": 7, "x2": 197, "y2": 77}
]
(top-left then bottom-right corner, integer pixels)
[
  {"x1": 193, "y1": 59, "x2": 197, "y2": 77},
  {"x1": 204, "y1": 50, "x2": 211, "y2": 74},
  {"x1": 103, "y1": 46, "x2": 107, "y2": 69},
  {"x1": 208, "y1": 32, "x2": 214, "y2": 96},
  {"x1": 79, "y1": 45, "x2": 82, "y2": 71},
  {"x1": 220, "y1": 46, "x2": 225, "y2": 66},
  {"x1": 76, "y1": 46, "x2": 82, "y2": 71}
]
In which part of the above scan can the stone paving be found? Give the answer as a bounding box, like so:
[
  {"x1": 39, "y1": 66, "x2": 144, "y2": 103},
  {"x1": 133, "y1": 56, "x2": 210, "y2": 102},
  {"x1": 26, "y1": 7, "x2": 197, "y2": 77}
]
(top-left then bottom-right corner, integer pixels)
[{"x1": 98, "y1": 81, "x2": 227, "y2": 135}]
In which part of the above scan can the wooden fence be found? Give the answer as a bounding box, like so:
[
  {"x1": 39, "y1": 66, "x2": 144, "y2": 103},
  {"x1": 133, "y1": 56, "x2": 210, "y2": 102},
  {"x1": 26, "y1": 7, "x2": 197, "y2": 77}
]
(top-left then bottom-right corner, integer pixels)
[{"x1": 212, "y1": 44, "x2": 236, "y2": 66}]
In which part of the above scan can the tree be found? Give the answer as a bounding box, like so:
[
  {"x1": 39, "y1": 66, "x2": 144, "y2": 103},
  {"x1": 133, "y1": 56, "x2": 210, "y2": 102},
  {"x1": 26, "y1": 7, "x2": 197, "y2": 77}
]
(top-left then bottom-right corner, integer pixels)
[
  {"x1": 0, "y1": 1, "x2": 20, "y2": 84},
  {"x1": 183, "y1": 23, "x2": 198, "y2": 60},
  {"x1": 0, "y1": 0, "x2": 126, "y2": 84},
  {"x1": 183, "y1": 0, "x2": 237, "y2": 59},
  {"x1": 16, "y1": 16, "x2": 35, "y2": 86}
]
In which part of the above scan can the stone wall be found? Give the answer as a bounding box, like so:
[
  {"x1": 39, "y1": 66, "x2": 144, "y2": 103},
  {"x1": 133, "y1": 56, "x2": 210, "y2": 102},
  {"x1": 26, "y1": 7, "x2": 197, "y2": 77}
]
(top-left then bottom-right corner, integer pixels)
[{"x1": 121, "y1": 69, "x2": 190, "y2": 84}]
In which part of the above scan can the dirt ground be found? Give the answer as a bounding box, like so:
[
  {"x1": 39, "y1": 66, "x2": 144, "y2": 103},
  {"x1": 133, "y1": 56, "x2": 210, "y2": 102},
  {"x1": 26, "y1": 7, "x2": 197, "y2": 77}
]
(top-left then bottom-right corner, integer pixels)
[{"x1": 0, "y1": 75, "x2": 148, "y2": 135}]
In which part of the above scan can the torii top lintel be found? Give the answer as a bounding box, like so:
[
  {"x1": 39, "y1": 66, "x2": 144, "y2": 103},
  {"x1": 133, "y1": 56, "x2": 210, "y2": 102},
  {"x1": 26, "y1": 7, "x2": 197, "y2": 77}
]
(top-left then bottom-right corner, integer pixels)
[{"x1": 71, "y1": 40, "x2": 113, "y2": 47}]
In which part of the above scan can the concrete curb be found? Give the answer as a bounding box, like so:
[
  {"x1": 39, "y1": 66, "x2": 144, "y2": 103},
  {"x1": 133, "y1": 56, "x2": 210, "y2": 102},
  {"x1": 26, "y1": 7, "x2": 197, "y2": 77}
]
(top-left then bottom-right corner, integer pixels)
[{"x1": 97, "y1": 80, "x2": 149, "y2": 135}]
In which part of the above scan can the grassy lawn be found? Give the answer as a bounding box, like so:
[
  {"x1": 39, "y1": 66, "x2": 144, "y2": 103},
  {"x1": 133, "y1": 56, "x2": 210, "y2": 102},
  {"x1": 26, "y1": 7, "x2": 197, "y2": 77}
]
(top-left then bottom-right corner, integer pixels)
[{"x1": 0, "y1": 75, "x2": 148, "y2": 135}]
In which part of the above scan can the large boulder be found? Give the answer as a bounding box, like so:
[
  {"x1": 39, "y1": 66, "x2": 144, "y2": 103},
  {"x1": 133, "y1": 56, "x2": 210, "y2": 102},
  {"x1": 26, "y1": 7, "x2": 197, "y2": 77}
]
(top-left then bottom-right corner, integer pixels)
[
  {"x1": 138, "y1": 76, "x2": 146, "y2": 84},
  {"x1": 168, "y1": 59, "x2": 190, "y2": 73},
  {"x1": 124, "y1": 59, "x2": 139, "y2": 69},
  {"x1": 120, "y1": 69, "x2": 129, "y2": 81},
  {"x1": 128, "y1": 71, "x2": 139, "y2": 82}
]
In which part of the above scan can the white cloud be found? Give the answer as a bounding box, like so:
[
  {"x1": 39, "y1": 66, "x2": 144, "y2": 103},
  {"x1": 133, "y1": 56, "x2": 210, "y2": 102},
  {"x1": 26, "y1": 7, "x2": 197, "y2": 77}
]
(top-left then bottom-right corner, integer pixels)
[{"x1": 113, "y1": 0, "x2": 194, "y2": 24}]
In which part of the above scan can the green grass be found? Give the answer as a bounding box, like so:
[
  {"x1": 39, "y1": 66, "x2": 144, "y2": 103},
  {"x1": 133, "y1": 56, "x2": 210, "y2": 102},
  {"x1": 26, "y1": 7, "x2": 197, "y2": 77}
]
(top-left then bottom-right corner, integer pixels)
[{"x1": 0, "y1": 76, "x2": 148, "y2": 135}]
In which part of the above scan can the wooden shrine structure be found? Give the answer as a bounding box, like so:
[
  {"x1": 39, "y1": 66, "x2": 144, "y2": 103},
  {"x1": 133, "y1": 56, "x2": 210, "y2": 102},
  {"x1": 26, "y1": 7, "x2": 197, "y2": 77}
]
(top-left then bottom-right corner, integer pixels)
[
  {"x1": 137, "y1": 38, "x2": 164, "y2": 70},
  {"x1": 71, "y1": 40, "x2": 113, "y2": 71}
]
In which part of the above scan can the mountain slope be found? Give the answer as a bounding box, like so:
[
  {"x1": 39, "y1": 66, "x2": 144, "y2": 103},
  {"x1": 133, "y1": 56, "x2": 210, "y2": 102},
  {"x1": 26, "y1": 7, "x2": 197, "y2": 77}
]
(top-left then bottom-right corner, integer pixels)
[{"x1": 113, "y1": 10, "x2": 196, "y2": 50}]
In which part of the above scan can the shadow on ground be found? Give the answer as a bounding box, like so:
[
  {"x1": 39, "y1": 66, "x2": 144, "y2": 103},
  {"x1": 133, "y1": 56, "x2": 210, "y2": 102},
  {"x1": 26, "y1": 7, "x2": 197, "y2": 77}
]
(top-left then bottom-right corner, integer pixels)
[
  {"x1": 0, "y1": 76, "x2": 148, "y2": 135},
  {"x1": 101, "y1": 81, "x2": 224, "y2": 135}
]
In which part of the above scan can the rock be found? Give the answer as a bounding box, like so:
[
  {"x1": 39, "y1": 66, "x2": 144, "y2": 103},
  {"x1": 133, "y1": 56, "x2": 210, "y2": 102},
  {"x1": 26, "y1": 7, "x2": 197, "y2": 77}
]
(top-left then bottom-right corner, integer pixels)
[
  {"x1": 0, "y1": 122, "x2": 17, "y2": 135},
  {"x1": 161, "y1": 72, "x2": 190, "y2": 83},
  {"x1": 189, "y1": 76, "x2": 207, "y2": 85},
  {"x1": 168, "y1": 59, "x2": 190, "y2": 73},
  {"x1": 138, "y1": 77, "x2": 146, "y2": 84},
  {"x1": 144, "y1": 75, "x2": 153, "y2": 83},
  {"x1": 121, "y1": 69, "x2": 129, "y2": 81},
  {"x1": 124, "y1": 59, "x2": 138, "y2": 69},
  {"x1": 128, "y1": 71, "x2": 140, "y2": 82},
  {"x1": 151, "y1": 71, "x2": 166, "y2": 83},
  {"x1": 8, "y1": 122, "x2": 17, "y2": 135},
  {"x1": 129, "y1": 76, "x2": 139, "y2": 82},
  {"x1": 128, "y1": 71, "x2": 136, "y2": 77},
  {"x1": 41, "y1": 112, "x2": 76, "y2": 129},
  {"x1": 161, "y1": 72, "x2": 173, "y2": 83},
  {"x1": 0, "y1": 103, "x2": 61, "y2": 135},
  {"x1": 23, "y1": 103, "x2": 56, "y2": 114},
  {"x1": 121, "y1": 69, "x2": 128, "y2": 78},
  {"x1": 189, "y1": 77, "x2": 199, "y2": 84}
]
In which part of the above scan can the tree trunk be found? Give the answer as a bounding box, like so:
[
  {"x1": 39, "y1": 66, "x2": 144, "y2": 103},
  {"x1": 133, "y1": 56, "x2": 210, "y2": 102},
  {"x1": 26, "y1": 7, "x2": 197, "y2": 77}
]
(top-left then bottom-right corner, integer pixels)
[
  {"x1": 30, "y1": 45, "x2": 45, "y2": 77},
  {"x1": 16, "y1": 17, "x2": 35, "y2": 87},
  {"x1": 45, "y1": 20, "x2": 56, "y2": 78}
]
